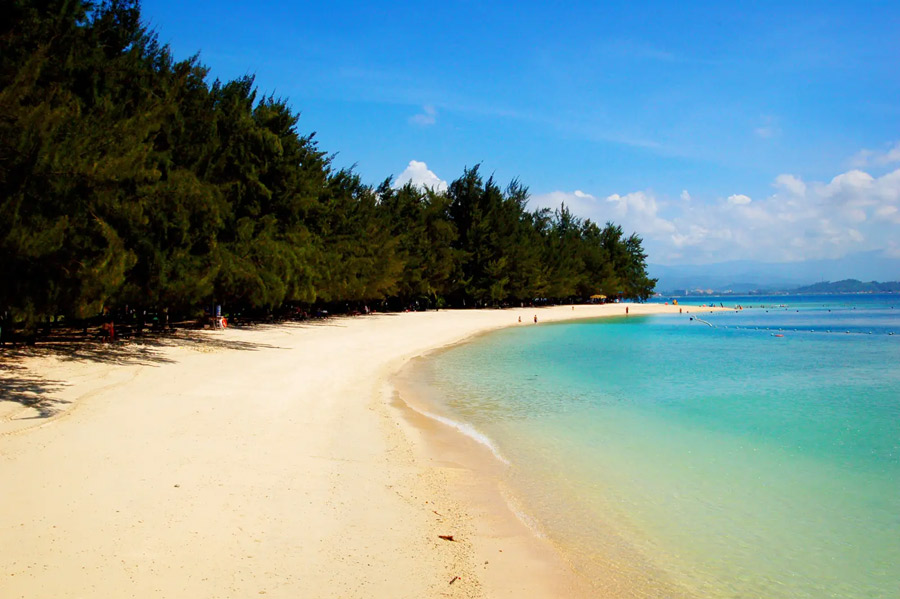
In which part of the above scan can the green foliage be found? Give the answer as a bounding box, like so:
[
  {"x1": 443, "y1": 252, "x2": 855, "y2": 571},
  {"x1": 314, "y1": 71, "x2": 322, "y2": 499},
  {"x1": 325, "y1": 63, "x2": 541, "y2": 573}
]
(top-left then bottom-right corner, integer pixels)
[
  {"x1": 378, "y1": 181, "x2": 457, "y2": 304},
  {"x1": 1, "y1": 0, "x2": 656, "y2": 333}
]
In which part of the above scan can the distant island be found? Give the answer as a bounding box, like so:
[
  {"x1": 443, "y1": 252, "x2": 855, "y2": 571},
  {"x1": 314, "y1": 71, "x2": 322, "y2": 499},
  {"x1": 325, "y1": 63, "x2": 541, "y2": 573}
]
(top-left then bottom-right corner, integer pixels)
[
  {"x1": 792, "y1": 279, "x2": 900, "y2": 294},
  {"x1": 649, "y1": 253, "x2": 900, "y2": 295},
  {"x1": 661, "y1": 279, "x2": 900, "y2": 296}
]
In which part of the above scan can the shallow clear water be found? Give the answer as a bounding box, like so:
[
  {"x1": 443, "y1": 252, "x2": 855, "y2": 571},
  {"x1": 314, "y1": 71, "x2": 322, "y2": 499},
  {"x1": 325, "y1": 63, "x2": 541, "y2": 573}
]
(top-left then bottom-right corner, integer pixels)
[{"x1": 416, "y1": 295, "x2": 900, "y2": 598}]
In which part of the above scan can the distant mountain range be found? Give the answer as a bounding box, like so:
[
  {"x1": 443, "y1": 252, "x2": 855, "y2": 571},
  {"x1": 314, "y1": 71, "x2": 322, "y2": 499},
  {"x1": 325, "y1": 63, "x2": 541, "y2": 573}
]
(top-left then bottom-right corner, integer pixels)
[
  {"x1": 793, "y1": 280, "x2": 900, "y2": 294},
  {"x1": 650, "y1": 251, "x2": 900, "y2": 294}
]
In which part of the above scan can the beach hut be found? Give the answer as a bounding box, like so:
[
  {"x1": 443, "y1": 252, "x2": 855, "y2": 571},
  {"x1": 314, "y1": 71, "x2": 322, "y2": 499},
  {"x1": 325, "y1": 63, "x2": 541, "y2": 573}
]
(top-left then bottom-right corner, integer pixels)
[{"x1": 589, "y1": 294, "x2": 607, "y2": 304}]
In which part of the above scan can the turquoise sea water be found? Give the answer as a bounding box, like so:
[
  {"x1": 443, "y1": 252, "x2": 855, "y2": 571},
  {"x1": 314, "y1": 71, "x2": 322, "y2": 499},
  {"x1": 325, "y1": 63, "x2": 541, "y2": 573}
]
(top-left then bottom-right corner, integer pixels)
[{"x1": 414, "y1": 295, "x2": 900, "y2": 598}]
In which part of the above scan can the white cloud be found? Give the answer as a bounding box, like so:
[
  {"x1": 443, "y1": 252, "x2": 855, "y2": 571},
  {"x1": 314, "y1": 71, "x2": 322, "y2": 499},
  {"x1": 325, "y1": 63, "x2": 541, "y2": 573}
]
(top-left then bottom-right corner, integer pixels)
[
  {"x1": 883, "y1": 145, "x2": 900, "y2": 164},
  {"x1": 849, "y1": 149, "x2": 874, "y2": 168},
  {"x1": 885, "y1": 241, "x2": 900, "y2": 258},
  {"x1": 534, "y1": 165, "x2": 900, "y2": 265},
  {"x1": 872, "y1": 142, "x2": 900, "y2": 165},
  {"x1": 680, "y1": 190, "x2": 691, "y2": 201},
  {"x1": 690, "y1": 168, "x2": 900, "y2": 261},
  {"x1": 876, "y1": 169, "x2": 900, "y2": 202},
  {"x1": 605, "y1": 191, "x2": 675, "y2": 235},
  {"x1": 409, "y1": 105, "x2": 437, "y2": 126},
  {"x1": 393, "y1": 160, "x2": 447, "y2": 192},
  {"x1": 533, "y1": 189, "x2": 675, "y2": 236},
  {"x1": 822, "y1": 169, "x2": 874, "y2": 198},
  {"x1": 875, "y1": 205, "x2": 898, "y2": 220},
  {"x1": 774, "y1": 174, "x2": 806, "y2": 197},
  {"x1": 849, "y1": 141, "x2": 900, "y2": 168},
  {"x1": 727, "y1": 194, "x2": 752, "y2": 205},
  {"x1": 754, "y1": 115, "x2": 781, "y2": 140},
  {"x1": 530, "y1": 190, "x2": 601, "y2": 221}
]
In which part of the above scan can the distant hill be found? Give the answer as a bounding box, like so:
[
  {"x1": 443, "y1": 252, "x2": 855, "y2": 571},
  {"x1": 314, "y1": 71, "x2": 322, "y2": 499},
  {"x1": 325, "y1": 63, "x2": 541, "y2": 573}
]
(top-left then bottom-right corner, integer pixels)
[
  {"x1": 650, "y1": 251, "x2": 900, "y2": 293},
  {"x1": 794, "y1": 280, "x2": 900, "y2": 294}
]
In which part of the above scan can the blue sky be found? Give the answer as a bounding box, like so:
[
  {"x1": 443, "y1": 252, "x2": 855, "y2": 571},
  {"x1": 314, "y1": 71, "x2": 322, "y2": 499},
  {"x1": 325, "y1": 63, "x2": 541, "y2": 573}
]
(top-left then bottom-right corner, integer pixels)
[{"x1": 140, "y1": 0, "x2": 900, "y2": 267}]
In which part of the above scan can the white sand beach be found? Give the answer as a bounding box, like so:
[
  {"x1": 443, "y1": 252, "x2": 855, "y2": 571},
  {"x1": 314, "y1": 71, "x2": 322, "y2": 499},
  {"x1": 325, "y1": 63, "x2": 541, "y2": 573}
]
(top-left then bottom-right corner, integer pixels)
[{"x1": 0, "y1": 303, "x2": 718, "y2": 598}]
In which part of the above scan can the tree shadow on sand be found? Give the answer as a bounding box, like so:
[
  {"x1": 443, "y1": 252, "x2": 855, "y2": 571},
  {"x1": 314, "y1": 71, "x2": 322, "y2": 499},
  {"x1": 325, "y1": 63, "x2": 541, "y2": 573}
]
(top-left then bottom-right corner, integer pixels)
[
  {"x1": 171, "y1": 329, "x2": 285, "y2": 352},
  {"x1": 0, "y1": 366, "x2": 69, "y2": 419},
  {"x1": 2, "y1": 329, "x2": 283, "y2": 366},
  {"x1": 0, "y1": 330, "x2": 283, "y2": 417}
]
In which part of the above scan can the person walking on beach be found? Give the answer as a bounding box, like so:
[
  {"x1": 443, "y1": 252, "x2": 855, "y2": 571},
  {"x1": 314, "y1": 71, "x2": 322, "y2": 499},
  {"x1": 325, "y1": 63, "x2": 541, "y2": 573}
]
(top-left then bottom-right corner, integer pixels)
[
  {"x1": 534, "y1": 315, "x2": 538, "y2": 323},
  {"x1": 626, "y1": 306, "x2": 629, "y2": 316},
  {"x1": 101, "y1": 320, "x2": 115, "y2": 342}
]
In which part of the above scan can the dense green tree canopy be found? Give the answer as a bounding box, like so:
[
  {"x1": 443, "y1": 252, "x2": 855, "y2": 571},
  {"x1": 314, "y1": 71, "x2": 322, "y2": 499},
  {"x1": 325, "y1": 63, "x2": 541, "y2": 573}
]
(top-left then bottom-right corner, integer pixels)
[{"x1": 0, "y1": 0, "x2": 656, "y2": 334}]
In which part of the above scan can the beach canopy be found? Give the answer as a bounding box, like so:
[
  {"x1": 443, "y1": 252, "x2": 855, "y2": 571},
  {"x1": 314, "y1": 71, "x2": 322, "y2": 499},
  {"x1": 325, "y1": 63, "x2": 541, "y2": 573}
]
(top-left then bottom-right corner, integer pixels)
[{"x1": 590, "y1": 294, "x2": 607, "y2": 299}]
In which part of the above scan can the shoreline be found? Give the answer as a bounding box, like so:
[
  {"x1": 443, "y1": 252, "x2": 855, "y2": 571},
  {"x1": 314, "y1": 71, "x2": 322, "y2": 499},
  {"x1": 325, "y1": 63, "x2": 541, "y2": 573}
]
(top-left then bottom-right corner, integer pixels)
[
  {"x1": 0, "y1": 303, "x2": 725, "y2": 598},
  {"x1": 388, "y1": 305, "x2": 725, "y2": 598}
]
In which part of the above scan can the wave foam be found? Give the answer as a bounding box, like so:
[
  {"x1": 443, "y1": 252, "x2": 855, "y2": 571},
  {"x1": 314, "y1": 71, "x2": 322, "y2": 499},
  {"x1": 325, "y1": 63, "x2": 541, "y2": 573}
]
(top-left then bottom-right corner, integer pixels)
[{"x1": 419, "y1": 410, "x2": 509, "y2": 465}]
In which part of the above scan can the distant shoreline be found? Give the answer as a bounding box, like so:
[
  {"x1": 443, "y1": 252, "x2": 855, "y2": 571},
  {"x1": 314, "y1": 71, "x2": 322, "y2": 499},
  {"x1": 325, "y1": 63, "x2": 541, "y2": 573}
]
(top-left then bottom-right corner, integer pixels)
[{"x1": 656, "y1": 281, "x2": 900, "y2": 297}]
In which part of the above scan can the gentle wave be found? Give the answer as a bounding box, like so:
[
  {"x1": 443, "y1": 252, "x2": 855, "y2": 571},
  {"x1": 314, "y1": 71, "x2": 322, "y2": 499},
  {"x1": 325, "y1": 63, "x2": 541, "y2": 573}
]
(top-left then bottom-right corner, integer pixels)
[{"x1": 418, "y1": 409, "x2": 510, "y2": 465}]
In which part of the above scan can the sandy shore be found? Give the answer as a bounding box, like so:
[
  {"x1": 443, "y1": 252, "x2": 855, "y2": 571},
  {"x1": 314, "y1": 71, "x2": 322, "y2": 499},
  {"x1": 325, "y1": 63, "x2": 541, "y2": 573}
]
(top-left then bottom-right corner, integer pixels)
[{"x1": 0, "y1": 303, "x2": 721, "y2": 598}]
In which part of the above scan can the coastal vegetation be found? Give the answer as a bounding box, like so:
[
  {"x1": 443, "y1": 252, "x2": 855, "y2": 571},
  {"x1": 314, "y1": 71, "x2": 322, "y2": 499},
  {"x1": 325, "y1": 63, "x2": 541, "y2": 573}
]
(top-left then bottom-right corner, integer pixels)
[{"x1": 0, "y1": 0, "x2": 656, "y2": 337}]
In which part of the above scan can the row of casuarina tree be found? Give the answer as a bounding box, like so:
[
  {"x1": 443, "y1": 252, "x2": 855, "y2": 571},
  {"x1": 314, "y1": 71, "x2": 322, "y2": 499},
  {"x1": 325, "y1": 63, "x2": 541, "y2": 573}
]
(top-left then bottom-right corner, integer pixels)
[{"x1": 0, "y1": 0, "x2": 656, "y2": 338}]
